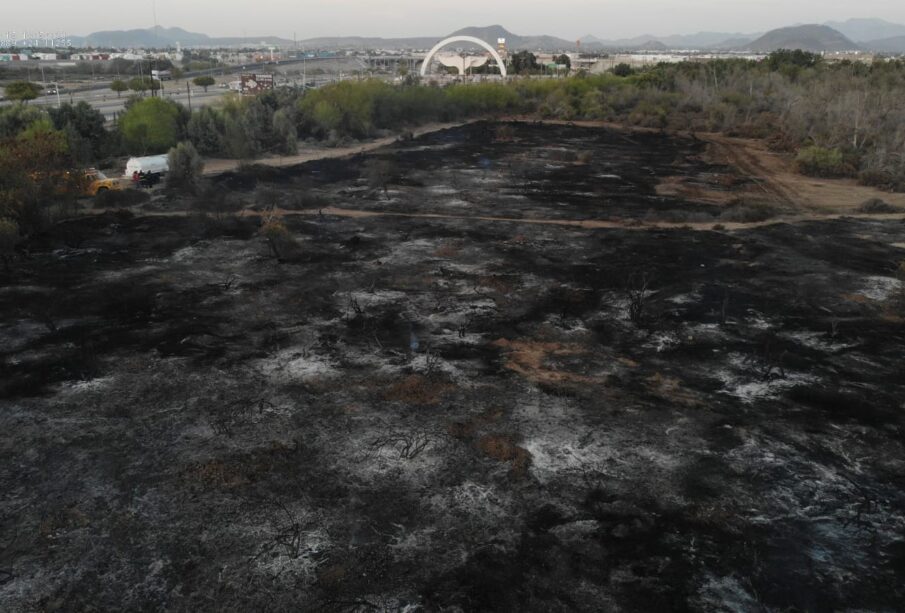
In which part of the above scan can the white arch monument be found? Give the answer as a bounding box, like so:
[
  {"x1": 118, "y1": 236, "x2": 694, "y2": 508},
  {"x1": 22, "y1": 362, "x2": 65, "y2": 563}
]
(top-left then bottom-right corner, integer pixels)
[{"x1": 420, "y1": 36, "x2": 508, "y2": 78}]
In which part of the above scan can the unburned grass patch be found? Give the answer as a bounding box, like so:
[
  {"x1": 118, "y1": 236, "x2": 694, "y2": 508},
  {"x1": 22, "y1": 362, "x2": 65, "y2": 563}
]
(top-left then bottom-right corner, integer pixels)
[
  {"x1": 476, "y1": 433, "x2": 532, "y2": 478},
  {"x1": 384, "y1": 374, "x2": 454, "y2": 407},
  {"x1": 492, "y1": 338, "x2": 594, "y2": 385}
]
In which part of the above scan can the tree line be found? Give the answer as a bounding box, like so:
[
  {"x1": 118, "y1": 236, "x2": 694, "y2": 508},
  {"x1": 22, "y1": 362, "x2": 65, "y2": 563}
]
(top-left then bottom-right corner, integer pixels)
[{"x1": 2, "y1": 50, "x2": 905, "y2": 240}]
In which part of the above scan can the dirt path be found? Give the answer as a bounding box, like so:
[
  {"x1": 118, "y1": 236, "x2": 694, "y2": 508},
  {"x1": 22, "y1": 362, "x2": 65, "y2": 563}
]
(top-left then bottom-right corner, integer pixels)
[
  {"x1": 97, "y1": 204, "x2": 905, "y2": 232},
  {"x1": 506, "y1": 118, "x2": 905, "y2": 215},
  {"x1": 699, "y1": 134, "x2": 905, "y2": 214},
  {"x1": 201, "y1": 120, "x2": 476, "y2": 176}
]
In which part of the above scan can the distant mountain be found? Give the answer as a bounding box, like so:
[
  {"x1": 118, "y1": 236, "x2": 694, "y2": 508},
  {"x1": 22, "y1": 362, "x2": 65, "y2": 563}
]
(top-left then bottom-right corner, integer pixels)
[
  {"x1": 288, "y1": 35, "x2": 438, "y2": 50},
  {"x1": 296, "y1": 25, "x2": 575, "y2": 51},
  {"x1": 659, "y1": 32, "x2": 758, "y2": 49},
  {"x1": 637, "y1": 40, "x2": 668, "y2": 51},
  {"x1": 708, "y1": 37, "x2": 759, "y2": 51},
  {"x1": 578, "y1": 31, "x2": 757, "y2": 51},
  {"x1": 79, "y1": 25, "x2": 292, "y2": 48},
  {"x1": 745, "y1": 25, "x2": 859, "y2": 52},
  {"x1": 448, "y1": 25, "x2": 574, "y2": 50},
  {"x1": 581, "y1": 34, "x2": 658, "y2": 49},
  {"x1": 824, "y1": 18, "x2": 905, "y2": 42},
  {"x1": 863, "y1": 35, "x2": 905, "y2": 53}
]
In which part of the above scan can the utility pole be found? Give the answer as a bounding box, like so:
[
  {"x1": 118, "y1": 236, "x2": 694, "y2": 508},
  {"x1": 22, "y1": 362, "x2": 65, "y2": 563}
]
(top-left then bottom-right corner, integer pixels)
[
  {"x1": 39, "y1": 63, "x2": 47, "y2": 106},
  {"x1": 186, "y1": 81, "x2": 192, "y2": 112}
]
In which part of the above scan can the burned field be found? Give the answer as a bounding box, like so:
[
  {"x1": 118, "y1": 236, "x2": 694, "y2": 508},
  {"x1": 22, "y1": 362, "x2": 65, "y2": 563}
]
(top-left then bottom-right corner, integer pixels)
[{"x1": 2, "y1": 123, "x2": 905, "y2": 611}]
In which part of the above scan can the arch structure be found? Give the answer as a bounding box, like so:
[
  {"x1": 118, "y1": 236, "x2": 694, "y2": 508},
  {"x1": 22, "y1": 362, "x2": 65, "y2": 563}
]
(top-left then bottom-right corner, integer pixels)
[{"x1": 420, "y1": 36, "x2": 508, "y2": 78}]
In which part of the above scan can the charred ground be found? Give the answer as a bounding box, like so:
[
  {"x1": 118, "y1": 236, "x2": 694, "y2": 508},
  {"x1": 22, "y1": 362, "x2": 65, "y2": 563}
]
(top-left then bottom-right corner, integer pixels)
[{"x1": 1, "y1": 122, "x2": 905, "y2": 611}]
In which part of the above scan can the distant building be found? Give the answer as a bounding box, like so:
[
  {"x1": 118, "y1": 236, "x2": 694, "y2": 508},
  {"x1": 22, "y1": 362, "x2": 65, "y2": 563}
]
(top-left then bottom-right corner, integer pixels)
[{"x1": 32, "y1": 52, "x2": 58, "y2": 61}]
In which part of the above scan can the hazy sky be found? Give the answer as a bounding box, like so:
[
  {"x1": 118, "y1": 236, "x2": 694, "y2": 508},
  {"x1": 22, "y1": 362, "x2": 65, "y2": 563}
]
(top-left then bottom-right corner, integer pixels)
[{"x1": 5, "y1": 1, "x2": 905, "y2": 39}]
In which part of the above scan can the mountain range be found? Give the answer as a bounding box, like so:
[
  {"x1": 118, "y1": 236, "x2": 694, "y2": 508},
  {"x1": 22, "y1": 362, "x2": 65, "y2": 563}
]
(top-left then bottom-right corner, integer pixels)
[
  {"x1": 73, "y1": 25, "x2": 293, "y2": 48},
  {"x1": 68, "y1": 19, "x2": 905, "y2": 53}
]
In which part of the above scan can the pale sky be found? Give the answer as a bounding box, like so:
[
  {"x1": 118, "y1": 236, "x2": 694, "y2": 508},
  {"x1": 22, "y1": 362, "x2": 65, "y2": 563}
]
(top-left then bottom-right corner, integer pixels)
[{"x1": 4, "y1": 0, "x2": 905, "y2": 40}]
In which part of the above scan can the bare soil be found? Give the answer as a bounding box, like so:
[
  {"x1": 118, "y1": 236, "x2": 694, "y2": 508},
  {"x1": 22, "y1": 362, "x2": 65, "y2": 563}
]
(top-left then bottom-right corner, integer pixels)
[{"x1": 2, "y1": 121, "x2": 904, "y2": 611}]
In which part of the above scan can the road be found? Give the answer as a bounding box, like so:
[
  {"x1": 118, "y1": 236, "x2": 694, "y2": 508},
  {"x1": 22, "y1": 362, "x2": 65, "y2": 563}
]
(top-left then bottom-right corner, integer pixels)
[
  {"x1": 3, "y1": 55, "x2": 374, "y2": 121},
  {"x1": 26, "y1": 83, "x2": 229, "y2": 121},
  {"x1": 10, "y1": 71, "x2": 365, "y2": 122}
]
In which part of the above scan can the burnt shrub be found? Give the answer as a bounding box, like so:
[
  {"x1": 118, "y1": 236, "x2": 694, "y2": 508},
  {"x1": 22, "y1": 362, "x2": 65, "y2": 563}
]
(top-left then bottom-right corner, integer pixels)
[
  {"x1": 259, "y1": 218, "x2": 301, "y2": 260},
  {"x1": 192, "y1": 184, "x2": 243, "y2": 220},
  {"x1": 94, "y1": 188, "x2": 150, "y2": 209},
  {"x1": 651, "y1": 209, "x2": 715, "y2": 224},
  {"x1": 719, "y1": 200, "x2": 780, "y2": 223},
  {"x1": 857, "y1": 198, "x2": 902, "y2": 214}
]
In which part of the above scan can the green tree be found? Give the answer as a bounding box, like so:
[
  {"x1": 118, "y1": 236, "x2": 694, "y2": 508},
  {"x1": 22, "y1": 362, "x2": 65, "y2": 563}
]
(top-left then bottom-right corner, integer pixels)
[
  {"x1": 128, "y1": 76, "x2": 160, "y2": 96},
  {"x1": 509, "y1": 51, "x2": 539, "y2": 75},
  {"x1": 186, "y1": 107, "x2": 224, "y2": 155},
  {"x1": 119, "y1": 97, "x2": 183, "y2": 154},
  {"x1": 166, "y1": 141, "x2": 204, "y2": 192},
  {"x1": 612, "y1": 63, "x2": 635, "y2": 77},
  {"x1": 0, "y1": 104, "x2": 47, "y2": 138},
  {"x1": 554, "y1": 54, "x2": 572, "y2": 71},
  {"x1": 48, "y1": 102, "x2": 108, "y2": 164},
  {"x1": 193, "y1": 76, "x2": 215, "y2": 92},
  {"x1": 110, "y1": 79, "x2": 129, "y2": 98},
  {"x1": 271, "y1": 108, "x2": 298, "y2": 155},
  {"x1": 4, "y1": 81, "x2": 42, "y2": 104},
  {"x1": 0, "y1": 124, "x2": 79, "y2": 233},
  {"x1": 766, "y1": 49, "x2": 822, "y2": 71}
]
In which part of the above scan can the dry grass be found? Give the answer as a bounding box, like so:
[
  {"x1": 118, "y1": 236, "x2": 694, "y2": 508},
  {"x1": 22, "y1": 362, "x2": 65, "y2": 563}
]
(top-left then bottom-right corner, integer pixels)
[
  {"x1": 434, "y1": 241, "x2": 463, "y2": 258},
  {"x1": 655, "y1": 175, "x2": 737, "y2": 205},
  {"x1": 446, "y1": 407, "x2": 506, "y2": 440},
  {"x1": 477, "y1": 433, "x2": 532, "y2": 478},
  {"x1": 492, "y1": 338, "x2": 594, "y2": 385},
  {"x1": 384, "y1": 374, "x2": 453, "y2": 406},
  {"x1": 646, "y1": 373, "x2": 699, "y2": 407},
  {"x1": 39, "y1": 507, "x2": 89, "y2": 539},
  {"x1": 183, "y1": 442, "x2": 297, "y2": 489},
  {"x1": 186, "y1": 459, "x2": 251, "y2": 489},
  {"x1": 476, "y1": 275, "x2": 515, "y2": 294}
]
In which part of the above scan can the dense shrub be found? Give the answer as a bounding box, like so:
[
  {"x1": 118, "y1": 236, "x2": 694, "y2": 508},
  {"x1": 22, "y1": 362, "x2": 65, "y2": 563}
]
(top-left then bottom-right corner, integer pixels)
[
  {"x1": 858, "y1": 169, "x2": 905, "y2": 192},
  {"x1": 794, "y1": 146, "x2": 855, "y2": 178},
  {"x1": 119, "y1": 97, "x2": 185, "y2": 154},
  {"x1": 259, "y1": 218, "x2": 299, "y2": 260},
  {"x1": 166, "y1": 141, "x2": 204, "y2": 193}
]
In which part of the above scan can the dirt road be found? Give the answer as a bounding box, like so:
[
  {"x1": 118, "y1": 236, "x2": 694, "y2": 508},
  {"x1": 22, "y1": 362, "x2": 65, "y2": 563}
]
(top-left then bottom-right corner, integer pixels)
[
  {"x1": 701, "y1": 133, "x2": 905, "y2": 214},
  {"x1": 201, "y1": 121, "x2": 476, "y2": 176}
]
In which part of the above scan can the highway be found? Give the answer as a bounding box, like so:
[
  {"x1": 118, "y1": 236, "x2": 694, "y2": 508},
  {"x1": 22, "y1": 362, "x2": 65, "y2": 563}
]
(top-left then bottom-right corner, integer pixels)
[
  {"x1": 1, "y1": 56, "x2": 375, "y2": 121},
  {"x1": 29, "y1": 84, "x2": 229, "y2": 121}
]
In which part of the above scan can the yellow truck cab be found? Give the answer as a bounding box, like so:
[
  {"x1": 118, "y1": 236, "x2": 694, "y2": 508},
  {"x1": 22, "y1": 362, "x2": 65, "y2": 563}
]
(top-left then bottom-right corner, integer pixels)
[{"x1": 84, "y1": 169, "x2": 123, "y2": 196}]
